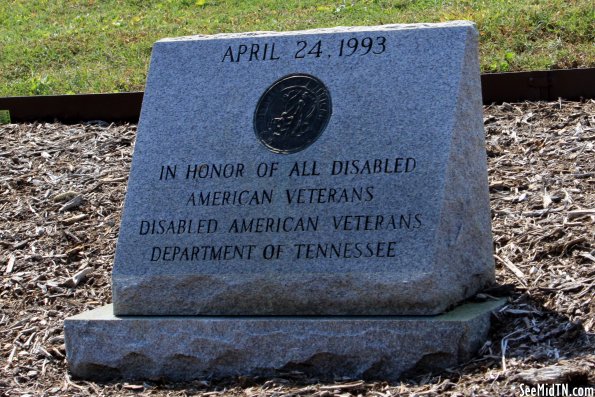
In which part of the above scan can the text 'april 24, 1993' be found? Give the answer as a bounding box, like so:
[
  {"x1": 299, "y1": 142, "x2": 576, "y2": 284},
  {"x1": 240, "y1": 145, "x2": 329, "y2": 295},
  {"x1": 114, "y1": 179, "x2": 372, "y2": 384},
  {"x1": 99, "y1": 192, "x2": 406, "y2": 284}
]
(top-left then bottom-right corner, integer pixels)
[{"x1": 221, "y1": 36, "x2": 387, "y2": 63}]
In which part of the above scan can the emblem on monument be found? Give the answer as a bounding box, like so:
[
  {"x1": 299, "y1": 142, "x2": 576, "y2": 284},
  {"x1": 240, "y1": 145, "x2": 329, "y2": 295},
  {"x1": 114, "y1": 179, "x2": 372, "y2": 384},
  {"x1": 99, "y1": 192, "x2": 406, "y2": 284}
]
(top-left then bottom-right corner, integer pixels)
[{"x1": 254, "y1": 73, "x2": 332, "y2": 154}]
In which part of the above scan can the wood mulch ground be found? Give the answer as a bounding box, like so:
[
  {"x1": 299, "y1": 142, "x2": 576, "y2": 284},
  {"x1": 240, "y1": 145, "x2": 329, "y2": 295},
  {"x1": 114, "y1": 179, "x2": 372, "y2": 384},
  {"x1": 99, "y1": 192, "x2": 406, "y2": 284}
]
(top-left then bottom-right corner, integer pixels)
[{"x1": 1, "y1": 100, "x2": 593, "y2": 396}]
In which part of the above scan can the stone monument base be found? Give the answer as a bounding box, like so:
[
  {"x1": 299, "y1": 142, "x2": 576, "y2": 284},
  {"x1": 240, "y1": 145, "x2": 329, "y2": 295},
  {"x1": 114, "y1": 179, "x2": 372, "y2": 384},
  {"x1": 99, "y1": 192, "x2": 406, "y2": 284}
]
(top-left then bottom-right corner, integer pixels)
[{"x1": 65, "y1": 300, "x2": 504, "y2": 381}]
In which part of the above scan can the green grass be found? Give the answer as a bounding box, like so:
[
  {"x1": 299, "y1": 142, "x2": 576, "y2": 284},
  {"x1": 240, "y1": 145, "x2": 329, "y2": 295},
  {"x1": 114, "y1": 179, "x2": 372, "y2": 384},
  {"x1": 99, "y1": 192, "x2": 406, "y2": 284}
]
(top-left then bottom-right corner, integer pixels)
[{"x1": 0, "y1": 0, "x2": 593, "y2": 96}]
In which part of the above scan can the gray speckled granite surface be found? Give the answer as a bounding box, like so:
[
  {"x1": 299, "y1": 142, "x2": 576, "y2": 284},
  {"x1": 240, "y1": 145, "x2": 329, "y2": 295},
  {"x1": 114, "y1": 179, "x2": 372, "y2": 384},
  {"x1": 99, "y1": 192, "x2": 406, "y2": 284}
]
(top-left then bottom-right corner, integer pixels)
[
  {"x1": 65, "y1": 299, "x2": 504, "y2": 381},
  {"x1": 111, "y1": 21, "x2": 494, "y2": 315}
]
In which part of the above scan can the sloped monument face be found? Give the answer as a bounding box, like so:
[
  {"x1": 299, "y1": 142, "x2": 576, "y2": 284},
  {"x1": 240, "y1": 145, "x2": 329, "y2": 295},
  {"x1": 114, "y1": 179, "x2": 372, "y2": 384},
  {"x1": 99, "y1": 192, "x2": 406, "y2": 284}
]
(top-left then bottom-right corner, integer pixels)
[
  {"x1": 65, "y1": 22, "x2": 503, "y2": 381},
  {"x1": 111, "y1": 21, "x2": 494, "y2": 316}
]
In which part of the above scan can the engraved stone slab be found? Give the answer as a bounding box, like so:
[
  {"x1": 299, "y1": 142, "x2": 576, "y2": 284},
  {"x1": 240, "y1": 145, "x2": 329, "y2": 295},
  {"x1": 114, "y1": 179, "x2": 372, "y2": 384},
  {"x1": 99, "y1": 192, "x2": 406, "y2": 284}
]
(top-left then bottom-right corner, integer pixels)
[
  {"x1": 112, "y1": 21, "x2": 494, "y2": 315},
  {"x1": 65, "y1": 300, "x2": 504, "y2": 381}
]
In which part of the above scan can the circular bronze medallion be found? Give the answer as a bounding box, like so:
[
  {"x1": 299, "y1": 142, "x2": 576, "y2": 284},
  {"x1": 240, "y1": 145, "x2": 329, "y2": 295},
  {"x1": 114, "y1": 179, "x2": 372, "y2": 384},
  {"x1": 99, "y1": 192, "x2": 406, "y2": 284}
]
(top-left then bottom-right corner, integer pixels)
[{"x1": 254, "y1": 73, "x2": 332, "y2": 154}]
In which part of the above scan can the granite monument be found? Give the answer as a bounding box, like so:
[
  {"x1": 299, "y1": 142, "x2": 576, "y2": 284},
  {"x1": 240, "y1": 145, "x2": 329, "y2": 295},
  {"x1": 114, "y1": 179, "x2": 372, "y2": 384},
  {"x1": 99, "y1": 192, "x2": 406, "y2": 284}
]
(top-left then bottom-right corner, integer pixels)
[{"x1": 65, "y1": 21, "x2": 502, "y2": 381}]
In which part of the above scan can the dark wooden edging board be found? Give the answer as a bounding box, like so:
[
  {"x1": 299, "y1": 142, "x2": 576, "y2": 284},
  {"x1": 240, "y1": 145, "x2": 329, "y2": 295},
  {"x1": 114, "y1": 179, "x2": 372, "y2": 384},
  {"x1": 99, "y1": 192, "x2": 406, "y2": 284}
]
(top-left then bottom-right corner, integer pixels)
[
  {"x1": 0, "y1": 92, "x2": 144, "y2": 123},
  {"x1": 0, "y1": 68, "x2": 593, "y2": 123},
  {"x1": 481, "y1": 68, "x2": 594, "y2": 104}
]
